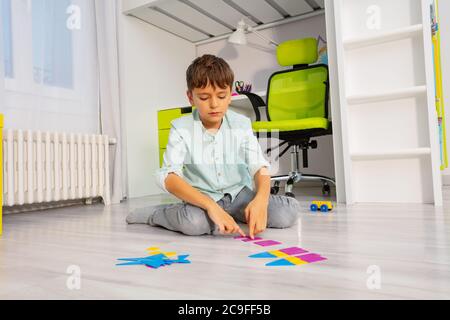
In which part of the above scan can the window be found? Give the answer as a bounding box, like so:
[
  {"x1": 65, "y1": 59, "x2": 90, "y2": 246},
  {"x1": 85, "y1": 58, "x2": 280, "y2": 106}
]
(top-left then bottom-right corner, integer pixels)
[
  {"x1": 1, "y1": 0, "x2": 99, "y2": 134},
  {"x1": 1, "y1": 0, "x2": 13, "y2": 78},
  {"x1": 32, "y1": 0, "x2": 73, "y2": 89}
]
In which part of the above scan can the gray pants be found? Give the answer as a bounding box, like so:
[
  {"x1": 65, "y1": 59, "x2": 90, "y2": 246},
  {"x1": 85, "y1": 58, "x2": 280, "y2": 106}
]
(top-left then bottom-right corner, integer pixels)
[{"x1": 128, "y1": 186, "x2": 301, "y2": 236}]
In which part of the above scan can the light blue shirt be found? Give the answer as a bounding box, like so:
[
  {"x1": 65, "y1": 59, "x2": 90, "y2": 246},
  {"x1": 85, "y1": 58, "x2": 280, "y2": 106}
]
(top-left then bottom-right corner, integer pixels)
[{"x1": 155, "y1": 109, "x2": 270, "y2": 202}]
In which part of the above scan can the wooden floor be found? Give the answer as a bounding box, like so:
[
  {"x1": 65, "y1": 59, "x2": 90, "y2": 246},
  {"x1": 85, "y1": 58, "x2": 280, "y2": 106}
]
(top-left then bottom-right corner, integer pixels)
[{"x1": 1, "y1": 187, "x2": 450, "y2": 300}]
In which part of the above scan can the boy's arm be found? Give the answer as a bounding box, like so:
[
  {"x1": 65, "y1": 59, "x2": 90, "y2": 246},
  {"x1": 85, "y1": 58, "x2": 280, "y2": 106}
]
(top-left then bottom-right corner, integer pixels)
[
  {"x1": 245, "y1": 167, "x2": 271, "y2": 239},
  {"x1": 254, "y1": 167, "x2": 271, "y2": 202},
  {"x1": 157, "y1": 125, "x2": 244, "y2": 236},
  {"x1": 165, "y1": 173, "x2": 245, "y2": 236},
  {"x1": 240, "y1": 118, "x2": 272, "y2": 238}
]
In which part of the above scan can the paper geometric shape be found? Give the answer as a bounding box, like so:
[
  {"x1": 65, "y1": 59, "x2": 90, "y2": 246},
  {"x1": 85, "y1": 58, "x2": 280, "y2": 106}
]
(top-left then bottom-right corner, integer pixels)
[
  {"x1": 242, "y1": 237, "x2": 263, "y2": 242},
  {"x1": 254, "y1": 240, "x2": 282, "y2": 247},
  {"x1": 295, "y1": 253, "x2": 327, "y2": 263},
  {"x1": 266, "y1": 259, "x2": 296, "y2": 266},
  {"x1": 284, "y1": 256, "x2": 308, "y2": 265},
  {"x1": 249, "y1": 252, "x2": 277, "y2": 258},
  {"x1": 116, "y1": 252, "x2": 191, "y2": 269},
  {"x1": 265, "y1": 256, "x2": 307, "y2": 267},
  {"x1": 234, "y1": 236, "x2": 263, "y2": 242},
  {"x1": 279, "y1": 247, "x2": 308, "y2": 255}
]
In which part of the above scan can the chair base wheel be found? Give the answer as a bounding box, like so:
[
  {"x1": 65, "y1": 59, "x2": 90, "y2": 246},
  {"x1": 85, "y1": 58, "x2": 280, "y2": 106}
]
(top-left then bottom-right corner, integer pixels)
[
  {"x1": 285, "y1": 192, "x2": 296, "y2": 198},
  {"x1": 322, "y1": 183, "x2": 331, "y2": 196}
]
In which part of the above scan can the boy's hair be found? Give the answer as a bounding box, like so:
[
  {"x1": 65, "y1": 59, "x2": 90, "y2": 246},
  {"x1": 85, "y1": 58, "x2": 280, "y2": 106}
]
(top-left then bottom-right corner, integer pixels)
[{"x1": 186, "y1": 54, "x2": 234, "y2": 92}]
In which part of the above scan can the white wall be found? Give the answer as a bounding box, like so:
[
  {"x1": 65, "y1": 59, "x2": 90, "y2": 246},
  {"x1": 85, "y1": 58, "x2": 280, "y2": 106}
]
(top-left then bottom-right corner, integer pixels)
[
  {"x1": 439, "y1": 0, "x2": 450, "y2": 184},
  {"x1": 196, "y1": 14, "x2": 336, "y2": 180},
  {"x1": 118, "y1": 3, "x2": 195, "y2": 198}
]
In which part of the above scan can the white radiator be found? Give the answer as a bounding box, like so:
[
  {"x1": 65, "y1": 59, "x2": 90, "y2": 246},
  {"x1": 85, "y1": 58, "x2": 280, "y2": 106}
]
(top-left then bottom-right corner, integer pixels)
[{"x1": 2, "y1": 130, "x2": 111, "y2": 207}]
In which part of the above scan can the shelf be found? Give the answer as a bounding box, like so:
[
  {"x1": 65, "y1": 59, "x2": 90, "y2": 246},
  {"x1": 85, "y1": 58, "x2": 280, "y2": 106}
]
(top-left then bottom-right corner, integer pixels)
[
  {"x1": 343, "y1": 24, "x2": 423, "y2": 50},
  {"x1": 347, "y1": 86, "x2": 427, "y2": 105},
  {"x1": 124, "y1": 0, "x2": 323, "y2": 44},
  {"x1": 351, "y1": 148, "x2": 431, "y2": 161},
  {"x1": 334, "y1": 0, "x2": 442, "y2": 205}
]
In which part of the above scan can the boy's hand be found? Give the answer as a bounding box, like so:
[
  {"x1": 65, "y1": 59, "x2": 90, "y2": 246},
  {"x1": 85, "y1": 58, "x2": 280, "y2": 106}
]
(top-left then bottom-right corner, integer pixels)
[
  {"x1": 244, "y1": 197, "x2": 269, "y2": 239},
  {"x1": 207, "y1": 204, "x2": 246, "y2": 236}
]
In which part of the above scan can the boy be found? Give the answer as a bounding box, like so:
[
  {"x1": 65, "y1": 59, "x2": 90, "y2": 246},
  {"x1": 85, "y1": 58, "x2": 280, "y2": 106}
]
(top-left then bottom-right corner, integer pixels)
[{"x1": 126, "y1": 54, "x2": 300, "y2": 238}]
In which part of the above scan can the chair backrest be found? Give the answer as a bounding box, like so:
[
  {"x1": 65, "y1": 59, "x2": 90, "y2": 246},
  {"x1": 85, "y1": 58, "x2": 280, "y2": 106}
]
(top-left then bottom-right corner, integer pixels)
[{"x1": 266, "y1": 38, "x2": 329, "y2": 122}]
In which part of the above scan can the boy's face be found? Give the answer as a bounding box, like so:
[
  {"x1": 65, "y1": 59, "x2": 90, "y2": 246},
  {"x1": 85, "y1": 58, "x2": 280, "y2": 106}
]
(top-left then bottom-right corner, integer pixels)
[{"x1": 187, "y1": 83, "x2": 232, "y2": 129}]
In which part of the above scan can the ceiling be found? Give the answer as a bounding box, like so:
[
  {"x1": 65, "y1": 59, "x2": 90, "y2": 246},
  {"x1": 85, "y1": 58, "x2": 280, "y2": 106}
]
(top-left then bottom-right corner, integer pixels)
[{"x1": 123, "y1": 0, "x2": 325, "y2": 44}]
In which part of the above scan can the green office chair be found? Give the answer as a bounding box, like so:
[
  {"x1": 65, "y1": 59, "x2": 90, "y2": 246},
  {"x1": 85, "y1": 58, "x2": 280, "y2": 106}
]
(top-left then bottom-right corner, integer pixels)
[{"x1": 238, "y1": 38, "x2": 335, "y2": 198}]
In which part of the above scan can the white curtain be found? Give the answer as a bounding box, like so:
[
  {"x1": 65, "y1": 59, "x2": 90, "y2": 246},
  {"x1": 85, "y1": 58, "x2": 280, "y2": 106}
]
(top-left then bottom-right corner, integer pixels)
[
  {"x1": 0, "y1": 0, "x2": 99, "y2": 132},
  {"x1": 94, "y1": 0, "x2": 127, "y2": 204}
]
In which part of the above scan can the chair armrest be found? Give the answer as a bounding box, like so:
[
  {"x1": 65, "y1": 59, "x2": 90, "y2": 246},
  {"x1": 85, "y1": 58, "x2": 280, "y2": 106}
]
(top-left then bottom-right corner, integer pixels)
[{"x1": 236, "y1": 91, "x2": 266, "y2": 121}]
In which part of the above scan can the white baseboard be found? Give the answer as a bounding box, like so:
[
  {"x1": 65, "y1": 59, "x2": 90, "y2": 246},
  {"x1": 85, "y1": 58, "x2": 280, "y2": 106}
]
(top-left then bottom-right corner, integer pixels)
[{"x1": 3, "y1": 198, "x2": 102, "y2": 214}]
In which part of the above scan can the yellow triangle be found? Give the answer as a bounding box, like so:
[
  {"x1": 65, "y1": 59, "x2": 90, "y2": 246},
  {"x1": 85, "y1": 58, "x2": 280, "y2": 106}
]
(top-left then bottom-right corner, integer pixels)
[
  {"x1": 285, "y1": 256, "x2": 307, "y2": 265},
  {"x1": 146, "y1": 250, "x2": 177, "y2": 258},
  {"x1": 163, "y1": 252, "x2": 177, "y2": 258},
  {"x1": 269, "y1": 250, "x2": 289, "y2": 258}
]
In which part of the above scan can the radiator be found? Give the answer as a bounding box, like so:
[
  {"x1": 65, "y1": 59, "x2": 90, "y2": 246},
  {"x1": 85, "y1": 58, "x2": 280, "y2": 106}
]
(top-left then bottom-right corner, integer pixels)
[{"x1": 2, "y1": 130, "x2": 111, "y2": 207}]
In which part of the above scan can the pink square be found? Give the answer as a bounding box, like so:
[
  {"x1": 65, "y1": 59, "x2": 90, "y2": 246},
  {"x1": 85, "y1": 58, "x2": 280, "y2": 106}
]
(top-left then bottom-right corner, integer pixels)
[
  {"x1": 295, "y1": 253, "x2": 327, "y2": 263},
  {"x1": 242, "y1": 237, "x2": 262, "y2": 242},
  {"x1": 234, "y1": 236, "x2": 263, "y2": 241},
  {"x1": 279, "y1": 247, "x2": 308, "y2": 255},
  {"x1": 254, "y1": 240, "x2": 282, "y2": 247}
]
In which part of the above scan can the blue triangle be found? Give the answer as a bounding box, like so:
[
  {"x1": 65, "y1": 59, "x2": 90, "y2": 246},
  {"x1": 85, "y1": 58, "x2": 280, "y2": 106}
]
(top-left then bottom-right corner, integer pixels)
[
  {"x1": 116, "y1": 261, "x2": 145, "y2": 266},
  {"x1": 266, "y1": 259, "x2": 295, "y2": 267},
  {"x1": 175, "y1": 255, "x2": 191, "y2": 263},
  {"x1": 249, "y1": 252, "x2": 276, "y2": 259},
  {"x1": 117, "y1": 257, "x2": 143, "y2": 261},
  {"x1": 144, "y1": 260, "x2": 166, "y2": 268}
]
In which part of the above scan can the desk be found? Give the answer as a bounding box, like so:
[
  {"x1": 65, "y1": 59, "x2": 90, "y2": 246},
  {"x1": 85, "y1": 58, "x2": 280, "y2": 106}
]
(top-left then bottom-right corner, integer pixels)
[
  {"x1": 229, "y1": 91, "x2": 266, "y2": 120},
  {"x1": 229, "y1": 91, "x2": 266, "y2": 109}
]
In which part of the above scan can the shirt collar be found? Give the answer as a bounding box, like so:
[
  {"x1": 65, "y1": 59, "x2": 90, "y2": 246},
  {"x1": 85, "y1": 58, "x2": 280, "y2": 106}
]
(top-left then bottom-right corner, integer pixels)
[{"x1": 193, "y1": 108, "x2": 230, "y2": 139}]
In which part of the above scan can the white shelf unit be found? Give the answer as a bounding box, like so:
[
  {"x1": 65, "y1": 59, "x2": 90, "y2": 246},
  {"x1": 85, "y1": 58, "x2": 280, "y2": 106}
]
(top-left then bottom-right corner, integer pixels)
[
  {"x1": 334, "y1": 0, "x2": 442, "y2": 205},
  {"x1": 350, "y1": 148, "x2": 432, "y2": 161},
  {"x1": 343, "y1": 24, "x2": 423, "y2": 50},
  {"x1": 347, "y1": 86, "x2": 427, "y2": 105}
]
